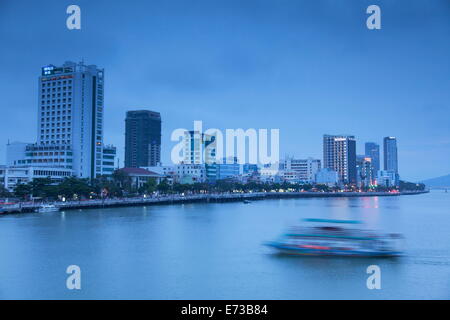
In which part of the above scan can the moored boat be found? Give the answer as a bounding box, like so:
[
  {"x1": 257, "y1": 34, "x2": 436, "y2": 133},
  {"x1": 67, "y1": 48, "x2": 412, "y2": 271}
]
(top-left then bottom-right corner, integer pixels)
[
  {"x1": 265, "y1": 218, "x2": 403, "y2": 257},
  {"x1": 35, "y1": 204, "x2": 60, "y2": 213}
]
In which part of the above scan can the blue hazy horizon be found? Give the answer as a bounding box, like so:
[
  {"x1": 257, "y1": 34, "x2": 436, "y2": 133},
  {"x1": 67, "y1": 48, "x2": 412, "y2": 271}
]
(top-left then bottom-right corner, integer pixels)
[{"x1": 1, "y1": 0, "x2": 449, "y2": 181}]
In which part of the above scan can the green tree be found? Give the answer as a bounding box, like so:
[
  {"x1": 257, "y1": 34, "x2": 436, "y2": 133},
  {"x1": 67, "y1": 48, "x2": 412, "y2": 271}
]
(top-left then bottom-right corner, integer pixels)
[
  {"x1": 399, "y1": 180, "x2": 425, "y2": 191},
  {"x1": 92, "y1": 175, "x2": 123, "y2": 197},
  {"x1": 140, "y1": 178, "x2": 157, "y2": 194},
  {"x1": 0, "y1": 185, "x2": 11, "y2": 198},
  {"x1": 301, "y1": 184, "x2": 313, "y2": 191},
  {"x1": 29, "y1": 177, "x2": 54, "y2": 198},
  {"x1": 14, "y1": 183, "x2": 33, "y2": 199},
  {"x1": 243, "y1": 181, "x2": 262, "y2": 192},
  {"x1": 315, "y1": 184, "x2": 330, "y2": 192},
  {"x1": 192, "y1": 182, "x2": 209, "y2": 193},
  {"x1": 172, "y1": 183, "x2": 192, "y2": 194},
  {"x1": 112, "y1": 169, "x2": 132, "y2": 193},
  {"x1": 331, "y1": 184, "x2": 340, "y2": 192},
  {"x1": 56, "y1": 177, "x2": 93, "y2": 199},
  {"x1": 215, "y1": 179, "x2": 236, "y2": 193},
  {"x1": 156, "y1": 179, "x2": 171, "y2": 194}
]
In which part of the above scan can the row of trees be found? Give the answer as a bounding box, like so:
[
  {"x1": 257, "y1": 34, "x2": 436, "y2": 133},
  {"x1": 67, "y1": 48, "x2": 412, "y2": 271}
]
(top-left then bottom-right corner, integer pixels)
[
  {"x1": 4, "y1": 176, "x2": 337, "y2": 201},
  {"x1": 399, "y1": 180, "x2": 426, "y2": 191},
  {"x1": 8, "y1": 176, "x2": 161, "y2": 201},
  {"x1": 1, "y1": 170, "x2": 425, "y2": 201}
]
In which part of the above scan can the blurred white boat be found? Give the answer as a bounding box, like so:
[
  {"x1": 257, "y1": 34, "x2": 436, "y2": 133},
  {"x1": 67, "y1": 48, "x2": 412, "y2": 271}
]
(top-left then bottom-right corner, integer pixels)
[{"x1": 36, "y1": 204, "x2": 60, "y2": 213}]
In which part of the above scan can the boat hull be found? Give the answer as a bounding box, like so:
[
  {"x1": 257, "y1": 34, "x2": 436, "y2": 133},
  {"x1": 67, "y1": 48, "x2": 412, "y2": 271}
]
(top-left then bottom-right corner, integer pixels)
[
  {"x1": 37, "y1": 209, "x2": 59, "y2": 213},
  {"x1": 35, "y1": 206, "x2": 60, "y2": 213},
  {"x1": 265, "y1": 242, "x2": 403, "y2": 258}
]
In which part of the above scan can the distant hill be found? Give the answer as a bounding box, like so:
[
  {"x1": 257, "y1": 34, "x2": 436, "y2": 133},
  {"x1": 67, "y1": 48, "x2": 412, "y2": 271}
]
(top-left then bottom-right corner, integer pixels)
[{"x1": 420, "y1": 174, "x2": 450, "y2": 188}]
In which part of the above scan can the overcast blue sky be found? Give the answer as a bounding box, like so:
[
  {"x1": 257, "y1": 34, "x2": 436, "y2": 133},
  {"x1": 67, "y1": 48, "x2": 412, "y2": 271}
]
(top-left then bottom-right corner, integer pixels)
[{"x1": 1, "y1": 0, "x2": 449, "y2": 180}]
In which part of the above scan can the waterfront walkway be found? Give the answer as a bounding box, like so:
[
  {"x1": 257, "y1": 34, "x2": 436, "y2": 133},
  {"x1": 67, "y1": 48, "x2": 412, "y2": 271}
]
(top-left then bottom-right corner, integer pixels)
[{"x1": 0, "y1": 190, "x2": 428, "y2": 214}]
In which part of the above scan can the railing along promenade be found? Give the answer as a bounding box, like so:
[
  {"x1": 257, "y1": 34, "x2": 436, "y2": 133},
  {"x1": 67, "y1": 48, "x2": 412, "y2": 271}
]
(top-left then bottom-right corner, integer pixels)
[{"x1": 0, "y1": 190, "x2": 429, "y2": 214}]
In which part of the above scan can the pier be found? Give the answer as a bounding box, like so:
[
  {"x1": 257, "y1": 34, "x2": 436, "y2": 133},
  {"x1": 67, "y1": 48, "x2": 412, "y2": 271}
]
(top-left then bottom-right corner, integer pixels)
[{"x1": 0, "y1": 190, "x2": 429, "y2": 214}]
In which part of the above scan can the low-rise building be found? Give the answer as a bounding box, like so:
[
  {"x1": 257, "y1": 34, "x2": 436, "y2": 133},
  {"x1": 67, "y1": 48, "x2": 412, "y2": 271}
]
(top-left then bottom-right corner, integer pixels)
[
  {"x1": 376, "y1": 170, "x2": 397, "y2": 188},
  {"x1": 238, "y1": 171, "x2": 261, "y2": 184},
  {"x1": 283, "y1": 157, "x2": 321, "y2": 183},
  {"x1": 243, "y1": 163, "x2": 258, "y2": 175},
  {"x1": 142, "y1": 165, "x2": 177, "y2": 184},
  {"x1": 315, "y1": 168, "x2": 339, "y2": 186},
  {"x1": 117, "y1": 167, "x2": 163, "y2": 190},
  {"x1": 175, "y1": 163, "x2": 206, "y2": 184},
  {"x1": 216, "y1": 157, "x2": 240, "y2": 180},
  {"x1": 259, "y1": 165, "x2": 283, "y2": 183},
  {"x1": 142, "y1": 165, "x2": 175, "y2": 176},
  {"x1": 281, "y1": 171, "x2": 301, "y2": 184},
  {"x1": 6, "y1": 141, "x2": 117, "y2": 178},
  {"x1": 0, "y1": 165, "x2": 73, "y2": 192}
]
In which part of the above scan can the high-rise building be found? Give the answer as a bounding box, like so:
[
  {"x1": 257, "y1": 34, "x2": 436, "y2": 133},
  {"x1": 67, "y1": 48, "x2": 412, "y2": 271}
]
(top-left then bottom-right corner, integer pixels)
[
  {"x1": 182, "y1": 131, "x2": 216, "y2": 165},
  {"x1": 383, "y1": 137, "x2": 398, "y2": 173},
  {"x1": 125, "y1": 110, "x2": 162, "y2": 168},
  {"x1": 356, "y1": 155, "x2": 374, "y2": 187},
  {"x1": 181, "y1": 131, "x2": 217, "y2": 181},
  {"x1": 323, "y1": 134, "x2": 357, "y2": 184},
  {"x1": 364, "y1": 142, "x2": 380, "y2": 172},
  {"x1": 383, "y1": 136, "x2": 399, "y2": 186},
  {"x1": 38, "y1": 61, "x2": 107, "y2": 179},
  {"x1": 7, "y1": 61, "x2": 115, "y2": 179}
]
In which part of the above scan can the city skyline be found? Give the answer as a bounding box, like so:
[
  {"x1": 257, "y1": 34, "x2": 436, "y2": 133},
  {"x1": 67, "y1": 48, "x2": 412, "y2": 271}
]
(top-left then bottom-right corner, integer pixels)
[
  {"x1": 0, "y1": 58, "x2": 430, "y2": 183},
  {"x1": 2, "y1": 57, "x2": 402, "y2": 179},
  {"x1": 1, "y1": 0, "x2": 450, "y2": 181}
]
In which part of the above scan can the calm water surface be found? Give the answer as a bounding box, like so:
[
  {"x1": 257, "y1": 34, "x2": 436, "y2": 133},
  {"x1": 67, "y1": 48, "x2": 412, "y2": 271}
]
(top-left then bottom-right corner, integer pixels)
[{"x1": 0, "y1": 191, "x2": 449, "y2": 299}]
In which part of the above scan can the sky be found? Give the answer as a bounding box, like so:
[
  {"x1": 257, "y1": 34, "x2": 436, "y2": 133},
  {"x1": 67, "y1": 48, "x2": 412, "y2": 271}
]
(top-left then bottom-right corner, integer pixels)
[{"x1": 0, "y1": 0, "x2": 449, "y2": 181}]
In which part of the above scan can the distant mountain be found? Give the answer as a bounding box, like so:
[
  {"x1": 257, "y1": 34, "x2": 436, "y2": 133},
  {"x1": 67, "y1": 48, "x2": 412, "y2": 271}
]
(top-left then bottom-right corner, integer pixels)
[{"x1": 420, "y1": 174, "x2": 450, "y2": 188}]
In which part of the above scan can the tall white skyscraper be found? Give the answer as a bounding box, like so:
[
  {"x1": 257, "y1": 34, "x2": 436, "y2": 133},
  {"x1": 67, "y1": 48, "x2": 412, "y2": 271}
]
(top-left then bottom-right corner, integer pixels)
[
  {"x1": 182, "y1": 131, "x2": 216, "y2": 165},
  {"x1": 7, "y1": 61, "x2": 116, "y2": 179},
  {"x1": 181, "y1": 130, "x2": 217, "y2": 181},
  {"x1": 38, "y1": 61, "x2": 110, "y2": 178}
]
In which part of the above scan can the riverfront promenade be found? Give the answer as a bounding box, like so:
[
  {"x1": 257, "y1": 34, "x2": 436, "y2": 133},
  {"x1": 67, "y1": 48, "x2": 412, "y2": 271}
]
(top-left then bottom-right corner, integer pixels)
[{"x1": 0, "y1": 190, "x2": 429, "y2": 214}]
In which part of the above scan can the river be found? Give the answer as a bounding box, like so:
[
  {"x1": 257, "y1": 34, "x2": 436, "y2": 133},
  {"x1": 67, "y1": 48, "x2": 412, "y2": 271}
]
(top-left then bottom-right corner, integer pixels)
[{"x1": 0, "y1": 190, "x2": 449, "y2": 299}]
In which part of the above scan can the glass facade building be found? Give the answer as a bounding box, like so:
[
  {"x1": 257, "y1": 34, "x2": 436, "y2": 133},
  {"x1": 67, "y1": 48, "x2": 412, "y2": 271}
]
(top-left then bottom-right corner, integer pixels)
[
  {"x1": 216, "y1": 157, "x2": 240, "y2": 180},
  {"x1": 365, "y1": 142, "x2": 380, "y2": 173},
  {"x1": 383, "y1": 136, "x2": 399, "y2": 186},
  {"x1": 383, "y1": 137, "x2": 398, "y2": 173},
  {"x1": 125, "y1": 110, "x2": 161, "y2": 168}
]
